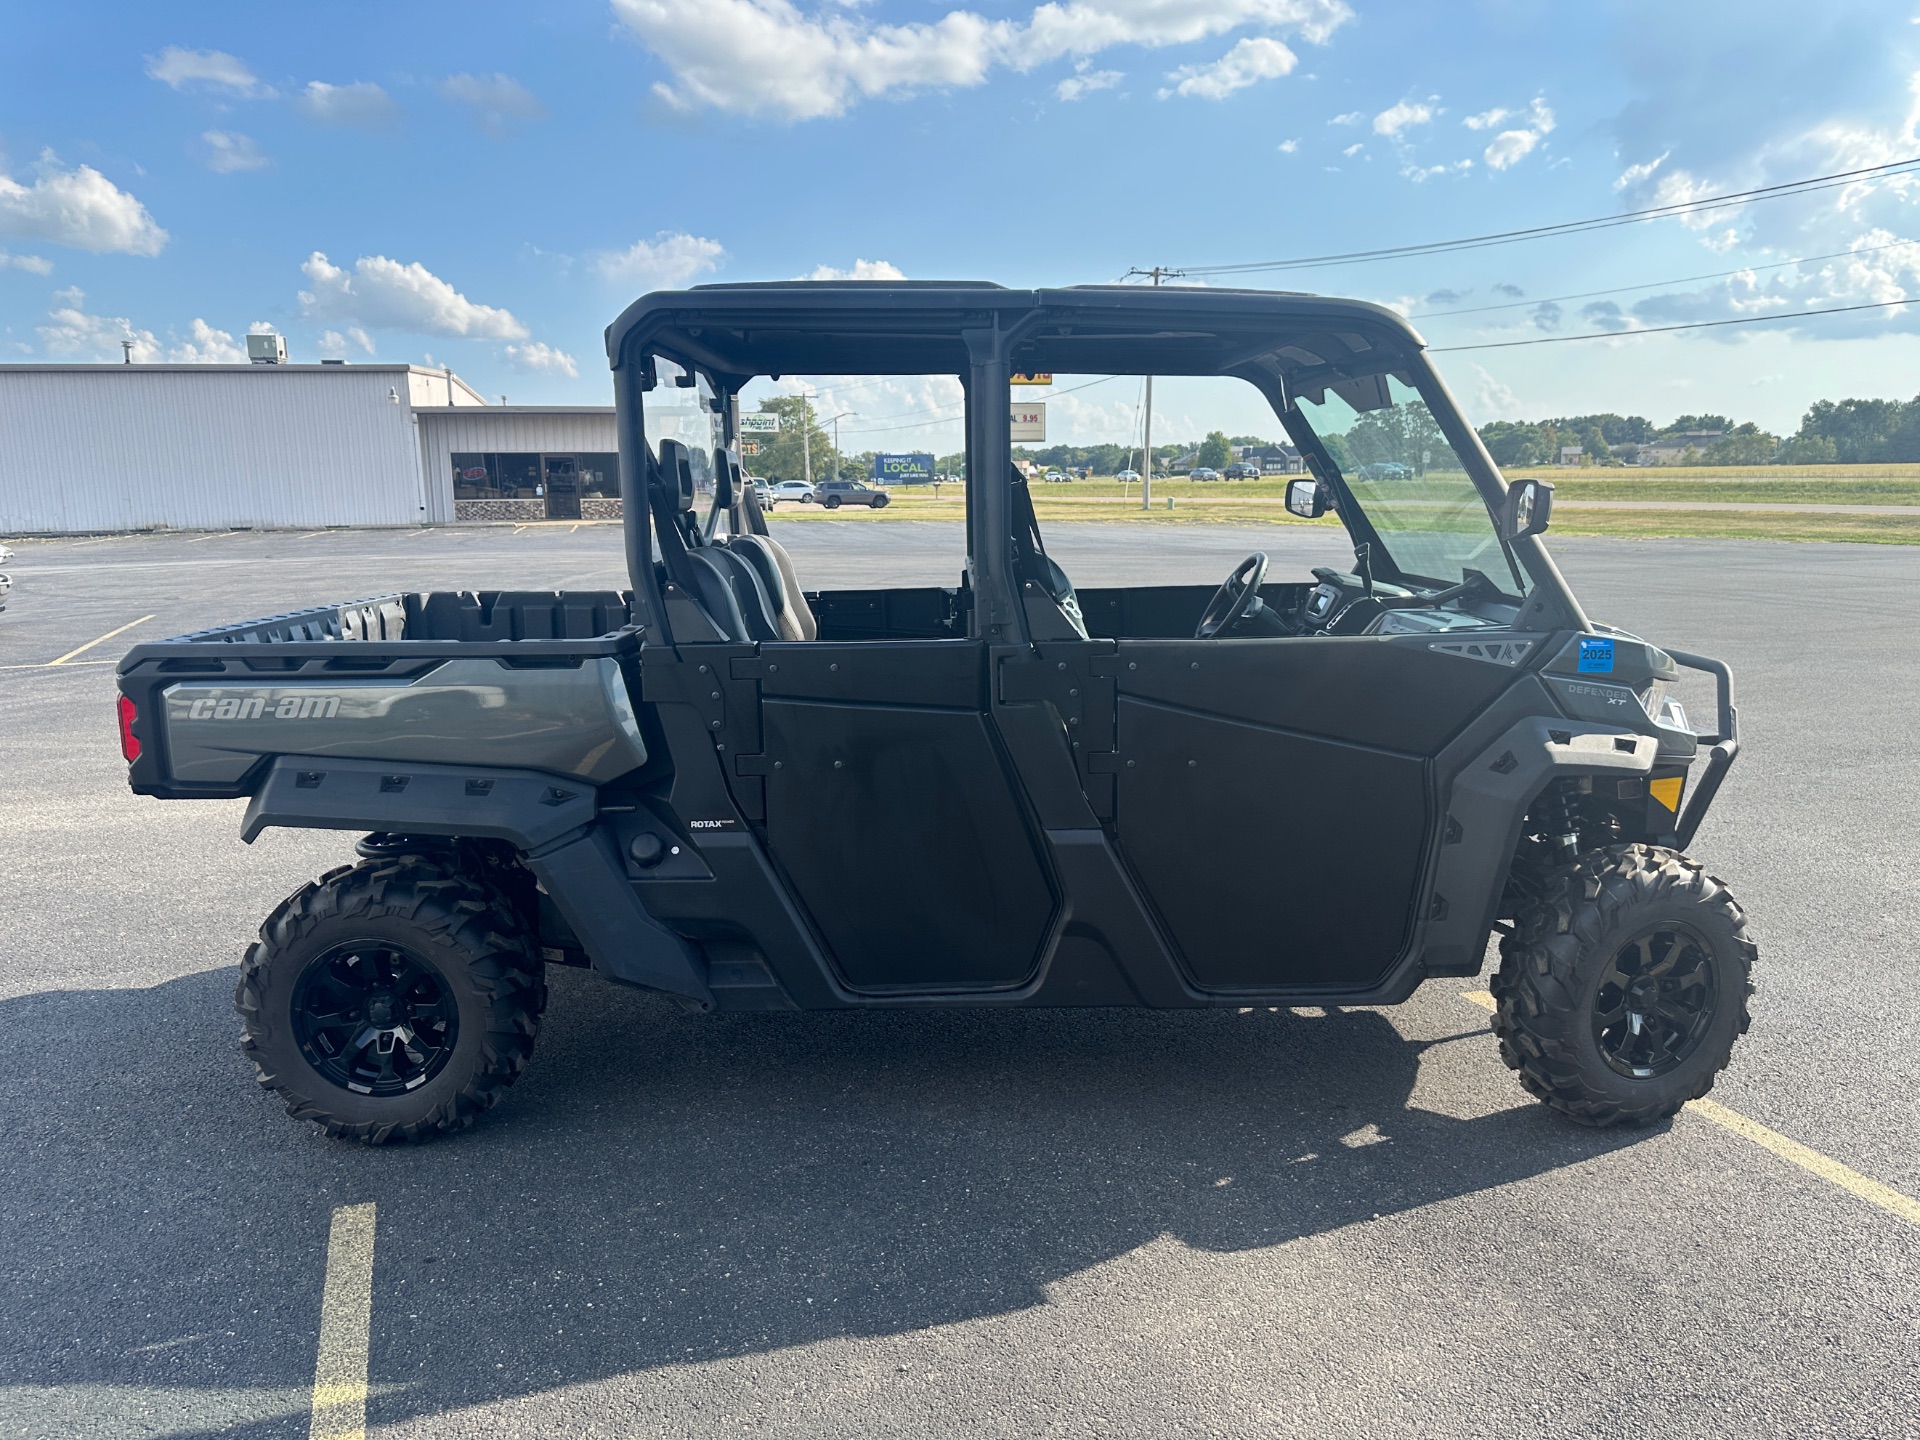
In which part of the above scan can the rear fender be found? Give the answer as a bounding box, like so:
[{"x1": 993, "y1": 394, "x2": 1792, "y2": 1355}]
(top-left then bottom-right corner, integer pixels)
[{"x1": 241, "y1": 755, "x2": 711, "y2": 1007}]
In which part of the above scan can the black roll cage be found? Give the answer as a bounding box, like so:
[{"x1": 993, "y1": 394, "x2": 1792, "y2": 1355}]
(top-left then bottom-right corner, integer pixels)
[{"x1": 605, "y1": 281, "x2": 1589, "y2": 646}]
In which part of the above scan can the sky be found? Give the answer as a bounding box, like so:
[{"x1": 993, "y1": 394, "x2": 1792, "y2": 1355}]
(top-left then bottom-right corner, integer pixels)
[{"x1": 6, "y1": 0, "x2": 1920, "y2": 456}]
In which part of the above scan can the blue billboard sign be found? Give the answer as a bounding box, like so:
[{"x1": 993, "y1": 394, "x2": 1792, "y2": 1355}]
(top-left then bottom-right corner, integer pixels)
[{"x1": 873, "y1": 452, "x2": 935, "y2": 485}]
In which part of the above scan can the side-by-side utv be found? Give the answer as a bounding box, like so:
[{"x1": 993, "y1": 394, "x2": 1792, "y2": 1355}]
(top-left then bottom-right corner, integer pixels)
[{"x1": 115, "y1": 282, "x2": 1753, "y2": 1143}]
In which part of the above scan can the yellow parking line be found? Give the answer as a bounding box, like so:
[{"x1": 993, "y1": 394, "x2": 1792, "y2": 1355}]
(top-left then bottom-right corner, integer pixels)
[
  {"x1": 47, "y1": 614, "x2": 156, "y2": 666},
  {"x1": 1458, "y1": 990, "x2": 1920, "y2": 1228},
  {"x1": 309, "y1": 1203, "x2": 377, "y2": 1440},
  {"x1": 0, "y1": 658, "x2": 118, "y2": 671},
  {"x1": 1687, "y1": 1098, "x2": 1920, "y2": 1225}
]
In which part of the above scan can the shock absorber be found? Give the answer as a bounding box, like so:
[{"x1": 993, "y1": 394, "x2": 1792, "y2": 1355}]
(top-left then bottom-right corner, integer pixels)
[{"x1": 1542, "y1": 777, "x2": 1584, "y2": 863}]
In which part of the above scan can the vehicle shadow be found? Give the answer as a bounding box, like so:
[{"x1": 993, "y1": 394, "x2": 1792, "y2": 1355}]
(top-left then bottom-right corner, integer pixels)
[{"x1": 0, "y1": 965, "x2": 1655, "y2": 1436}]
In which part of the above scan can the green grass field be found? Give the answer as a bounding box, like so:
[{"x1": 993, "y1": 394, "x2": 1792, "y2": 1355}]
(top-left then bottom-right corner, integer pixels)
[{"x1": 761, "y1": 467, "x2": 1920, "y2": 545}]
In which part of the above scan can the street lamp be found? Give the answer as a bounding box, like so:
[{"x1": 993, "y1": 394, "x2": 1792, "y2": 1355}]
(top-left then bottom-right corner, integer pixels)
[{"x1": 830, "y1": 412, "x2": 857, "y2": 481}]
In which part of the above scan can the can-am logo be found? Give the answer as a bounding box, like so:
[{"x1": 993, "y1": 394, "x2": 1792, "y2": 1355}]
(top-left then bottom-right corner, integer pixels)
[{"x1": 185, "y1": 695, "x2": 341, "y2": 721}]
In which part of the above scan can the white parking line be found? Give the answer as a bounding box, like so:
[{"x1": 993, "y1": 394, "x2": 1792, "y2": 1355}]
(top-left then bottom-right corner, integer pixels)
[{"x1": 309, "y1": 1203, "x2": 377, "y2": 1440}]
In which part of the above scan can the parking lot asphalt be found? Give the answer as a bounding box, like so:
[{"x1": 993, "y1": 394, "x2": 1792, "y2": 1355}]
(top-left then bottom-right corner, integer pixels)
[{"x1": 1, "y1": 522, "x2": 1916, "y2": 1439}]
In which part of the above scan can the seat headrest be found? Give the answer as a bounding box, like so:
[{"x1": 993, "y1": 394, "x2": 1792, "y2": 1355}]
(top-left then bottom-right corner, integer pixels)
[
  {"x1": 656, "y1": 439, "x2": 696, "y2": 513},
  {"x1": 711, "y1": 446, "x2": 737, "y2": 508}
]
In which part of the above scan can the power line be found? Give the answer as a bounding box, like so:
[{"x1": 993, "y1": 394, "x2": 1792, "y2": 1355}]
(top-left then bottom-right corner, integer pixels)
[
  {"x1": 1410, "y1": 238, "x2": 1920, "y2": 321},
  {"x1": 1178, "y1": 156, "x2": 1920, "y2": 277},
  {"x1": 1429, "y1": 296, "x2": 1915, "y2": 352}
]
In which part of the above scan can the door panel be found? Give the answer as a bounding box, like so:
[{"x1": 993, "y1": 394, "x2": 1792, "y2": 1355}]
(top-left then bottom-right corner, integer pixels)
[
  {"x1": 1112, "y1": 695, "x2": 1426, "y2": 989},
  {"x1": 759, "y1": 696, "x2": 1056, "y2": 991},
  {"x1": 1102, "y1": 636, "x2": 1514, "y2": 992}
]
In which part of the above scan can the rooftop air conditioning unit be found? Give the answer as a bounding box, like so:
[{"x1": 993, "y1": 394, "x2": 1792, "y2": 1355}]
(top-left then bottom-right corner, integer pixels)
[{"x1": 247, "y1": 332, "x2": 288, "y2": 365}]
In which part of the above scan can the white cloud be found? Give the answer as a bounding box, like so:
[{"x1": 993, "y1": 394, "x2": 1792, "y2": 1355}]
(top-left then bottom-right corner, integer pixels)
[
  {"x1": 504, "y1": 341, "x2": 580, "y2": 377},
  {"x1": 1341, "y1": 142, "x2": 1363, "y2": 157},
  {"x1": 802, "y1": 258, "x2": 907, "y2": 280},
  {"x1": 0, "y1": 154, "x2": 167, "y2": 256},
  {"x1": 1479, "y1": 97, "x2": 1554, "y2": 170},
  {"x1": 38, "y1": 289, "x2": 160, "y2": 362},
  {"x1": 612, "y1": 0, "x2": 1351, "y2": 121},
  {"x1": 1403, "y1": 158, "x2": 1472, "y2": 182},
  {"x1": 316, "y1": 327, "x2": 376, "y2": 358},
  {"x1": 299, "y1": 252, "x2": 528, "y2": 338},
  {"x1": 1277, "y1": 138, "x2": 1298, "y2": 153},
  {"x1": 297, "y1": 81, "x2": 401, "y2": 130},
  {"x1": 1372, "y1": 100, "x2": 1432, "y2": 136},
  {"x1": 438, "y1": 73, "x2": 548, "y2": 134},
  {"x1": 0, "y1": 249, "x2": 52, "y2": 275},
  {"x1": 594, "y1": 231, "x2": 727, "y2": 288},
  {"x1": 1328, "y1": 110, "x2": 1363, "y2": 125},
  {"x1": 200, "y1": 130, "x2": 270, "y2": 173},
  {"x1": 1615, "y1": 151, "x2": 1669, "y2": 190},
  {"x1": 1159, "y1": 37, "x2": 1297, "y2": 101},
  {"x1": 144, "y1": 47, "x2": 271, "y2": 97},
  {"x1": 1483, "y1": 129, "x2": 1540, "y2": 169},
  {"x1": 33, "y1": 291, "x2": 248, "y2": 363},
  {"x1": 166, "y1": 318, "x2": 248, "y2": 363},
  {"x1": 1462, "y1": 106, "x2": 1509, "y2": 131},
  {"x1": 1057, "y1": 60, "x2": 1122, "y2": 101}
]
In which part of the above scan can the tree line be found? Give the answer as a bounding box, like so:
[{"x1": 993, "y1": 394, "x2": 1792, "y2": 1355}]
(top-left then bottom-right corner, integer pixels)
[{"x1": 1478, "y1": 396, "x2": 1920, "y2": 467}]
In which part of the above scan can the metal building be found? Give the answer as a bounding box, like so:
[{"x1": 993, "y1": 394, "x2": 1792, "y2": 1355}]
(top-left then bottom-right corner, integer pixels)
[{"x1": 0, "y1": 361, "x2": 617, "y2": 534}]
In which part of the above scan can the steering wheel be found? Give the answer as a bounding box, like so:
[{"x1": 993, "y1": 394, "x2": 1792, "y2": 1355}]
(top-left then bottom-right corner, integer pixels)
[{"x1": 1194, "y1": 552, "x2": 1269, "y2": 639}]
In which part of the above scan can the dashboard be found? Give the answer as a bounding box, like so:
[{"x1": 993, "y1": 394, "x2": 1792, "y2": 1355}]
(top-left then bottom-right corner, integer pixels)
[{"x1": 1292, "y1": 567, "x2": 1517, "y2": 637}]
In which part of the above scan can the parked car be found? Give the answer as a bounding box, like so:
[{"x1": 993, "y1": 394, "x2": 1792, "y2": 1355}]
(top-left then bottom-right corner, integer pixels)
[
  {"x1": 1189, "y1": 467, "x2": 1221, "y2": 482},
  {"x1": 1044, "y1": 470, "x2": 1070, "y2": 483},
  {"x1": 767, "y1": 480, "x2": 815, "y2": 506},
  {"x1": 1355, "y1": 462, "x2": 1413, "y2": 482},
  {"x1": 749, "y1": 478, "x2": 772, "y2": 509},
  {"x1": 816, "y1": 479, "x2": 890, "y2": 509},
  {"x1": 1224, "y1": 462, "x2": 1262, "y2": 481},
  {"x1": 0, "y1": 543, "x2": 12, "y2": 613},
  {"x1": 1115, "y1": 469, "x2": 1140, "y2": 483}
]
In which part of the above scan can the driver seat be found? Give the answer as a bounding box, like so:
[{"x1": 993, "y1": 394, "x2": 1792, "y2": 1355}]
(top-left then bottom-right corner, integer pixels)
[{"x1": 716, "y1": 449, "x2": 818, "y2": 641}]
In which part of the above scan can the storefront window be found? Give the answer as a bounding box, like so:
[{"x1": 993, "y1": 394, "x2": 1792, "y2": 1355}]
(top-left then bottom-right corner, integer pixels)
[
  {"x1": 451, "y1": 453, "x2": 498, "y2": 499},
  {"x1": 578, "y1": 453, "x2": 620, "y2": 498}
]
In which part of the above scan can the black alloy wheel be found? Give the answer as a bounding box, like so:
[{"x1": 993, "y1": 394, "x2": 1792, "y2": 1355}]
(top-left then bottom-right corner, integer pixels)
[
  {"x1": 1490, "y1": 844, "x2": 1755, "y2": 1126},
  {"x1": 291, "y1": 941, "x2": 459, "y2": 1096},
  {"x1": 1591, "y1": 925, "x2": 1718, "y2": 1079}
]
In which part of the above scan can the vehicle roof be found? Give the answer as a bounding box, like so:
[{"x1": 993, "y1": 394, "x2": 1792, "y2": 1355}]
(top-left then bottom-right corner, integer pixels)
[{"x1": 603, "y1": 282, "x2": 1426, "y2": 382}]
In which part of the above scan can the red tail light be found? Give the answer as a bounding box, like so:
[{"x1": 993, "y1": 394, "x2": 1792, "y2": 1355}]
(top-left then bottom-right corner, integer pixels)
[{"x1": 117, "y1": 694, "x2": 141, "y2": 763}]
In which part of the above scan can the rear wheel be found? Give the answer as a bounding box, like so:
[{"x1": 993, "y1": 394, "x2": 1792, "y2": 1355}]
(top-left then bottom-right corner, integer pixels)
[
  {"x1": 871, "y1": 493, "x2": 889, "y2": 508},
  {"x1": 1491, "y1": 844, "x2": 1755, "y2": 1126},
  {"x1": 824, "y1": 495, "x2": 842, "y2": 509},
  {"x1": 235, "y1": 854, "x2": 545, "y2": 1143}
]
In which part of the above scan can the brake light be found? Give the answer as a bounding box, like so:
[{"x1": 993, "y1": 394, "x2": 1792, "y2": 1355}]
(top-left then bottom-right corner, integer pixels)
[{"x1": 117, "y1": 694, "x2": 141, "y2": 763}]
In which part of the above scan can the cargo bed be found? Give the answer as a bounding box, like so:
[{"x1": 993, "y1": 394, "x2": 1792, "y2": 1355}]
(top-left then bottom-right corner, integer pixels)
[{"x1": 117, "y1": 591, "x2": 648, "y2": 799}]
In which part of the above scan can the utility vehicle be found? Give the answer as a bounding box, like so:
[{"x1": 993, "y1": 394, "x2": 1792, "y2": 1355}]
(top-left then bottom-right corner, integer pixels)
[{"x1": 115, "y1": 282, "x2": 1753, "y2": 1144}]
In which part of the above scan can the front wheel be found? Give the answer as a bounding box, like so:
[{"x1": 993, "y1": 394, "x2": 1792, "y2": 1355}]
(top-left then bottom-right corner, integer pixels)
[
  {"x1": 235, "y1": 854, "x2": 546, "y2": 1143},
  {"x1": 823, "y1": 495, "x2": 842, "y2": 509},
  {"x1": 870, "y1": 494, "x2": 889, "y2": 509},
  {"x1": 1491, "y1": 844, "x2": 1755, "y2": 1126}
]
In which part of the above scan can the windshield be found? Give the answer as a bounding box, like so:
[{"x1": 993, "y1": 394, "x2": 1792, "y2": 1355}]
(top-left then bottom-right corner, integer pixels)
[
  {"x1": 641, "y1": 355, "x2": 720, "y2": 492},
  {"x1": 1292, "y1": 373, "x2": 1528, "y2": 595}
]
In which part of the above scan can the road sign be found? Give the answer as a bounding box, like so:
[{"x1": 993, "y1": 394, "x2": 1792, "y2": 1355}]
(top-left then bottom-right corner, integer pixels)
[
  {"x1": 874, "y1": 452, "x2": 935, "y2": 484},
  {"x1": 738, "y1": 413, "x2": 781, "y2": 434},
  {"x1": 1011, "y1": 373, "x2": 1053, "y2": 386},
  {"x1": 1010, "y1": 403, "x2": 1046, "y2": 442}
]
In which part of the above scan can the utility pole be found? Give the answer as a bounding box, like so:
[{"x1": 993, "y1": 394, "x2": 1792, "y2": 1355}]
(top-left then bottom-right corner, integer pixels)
[
  {"x1": 800, "y1": 388, "x2": 813, "y2": 487},
  {"x1": 1125, "y1": 265, "x2": 1182, "y2": 509}
]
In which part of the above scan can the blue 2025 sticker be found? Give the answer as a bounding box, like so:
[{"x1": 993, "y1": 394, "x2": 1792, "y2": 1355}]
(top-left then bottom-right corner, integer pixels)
[{"x1": 1578, "y1": 637, "x2": 1616, "y2": 674}]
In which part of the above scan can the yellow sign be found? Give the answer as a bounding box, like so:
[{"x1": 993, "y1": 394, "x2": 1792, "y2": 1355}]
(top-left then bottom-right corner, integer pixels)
[
  {"x1": 1649, "y1": 776, "x2": 1684, "y2": 812},
  {"x1": 739, "y1": 440, "x2": 760, "y2": 456},
  {"x1": 1011, "y1": 373, "x2": 1053, "y2": 386}
]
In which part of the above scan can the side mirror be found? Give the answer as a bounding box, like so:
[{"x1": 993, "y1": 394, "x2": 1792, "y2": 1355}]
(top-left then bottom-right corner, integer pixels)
[
  {"x1": 1501, "y1": 478, "x2": 1553, "y2": 540},
  {"x1": 1285, "y1": 478, "x2": 1330, "y2": 519}
]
